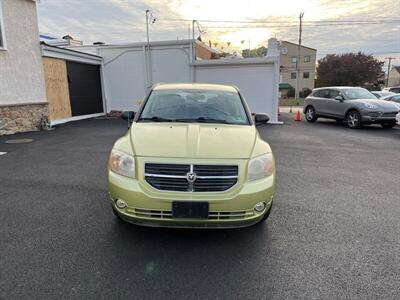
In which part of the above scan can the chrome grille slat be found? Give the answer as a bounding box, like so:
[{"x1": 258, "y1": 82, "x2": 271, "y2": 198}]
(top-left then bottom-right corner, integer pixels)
[
  {"x1": 195, "y1": 179, "x2": 238, "y2": 183},
  {"x1": 127, "y1": 207, "x2": 253, "y2": 220},
  {"x1": 144, "y1": 163, "x2": 238, "y2": 192}
]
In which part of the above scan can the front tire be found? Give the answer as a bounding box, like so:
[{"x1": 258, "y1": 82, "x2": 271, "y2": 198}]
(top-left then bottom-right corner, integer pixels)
[
  {"x1": 305, "y1": 106, "x2": 318, "y2": 122},
  {"x1": 381, "y1": 122, "x2": 396, "y2": 129},
  {"x1": 346, "y1": 110, "x2": 362, "y2": 129}
]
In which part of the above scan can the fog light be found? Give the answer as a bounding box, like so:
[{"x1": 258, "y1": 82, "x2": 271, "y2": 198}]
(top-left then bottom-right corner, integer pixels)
[
  {"x1": 254, "y1": 202, "x2": 266, "y2": 212},
  {"x1": 116, "y1": 199, "x2": 127, "y2": 209}
]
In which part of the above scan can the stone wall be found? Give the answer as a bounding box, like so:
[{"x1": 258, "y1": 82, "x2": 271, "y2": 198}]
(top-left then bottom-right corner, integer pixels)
[
  {"x1": 0, "y1": 103, "x2": 49, "y2": 135},
  {"x1": 0, "y1": 0, "x2": 47, "y2": 106}
]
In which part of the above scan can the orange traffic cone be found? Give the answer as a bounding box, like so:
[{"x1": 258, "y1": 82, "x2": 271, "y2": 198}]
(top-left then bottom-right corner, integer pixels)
[{"x1": 295, "y1": 110, "x2": 302, "y2": 122}]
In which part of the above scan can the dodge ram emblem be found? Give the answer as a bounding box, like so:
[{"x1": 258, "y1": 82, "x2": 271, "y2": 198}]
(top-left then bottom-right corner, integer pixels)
[{"x1": 186, "y1": 172, "x2": 197, "y2": 183}]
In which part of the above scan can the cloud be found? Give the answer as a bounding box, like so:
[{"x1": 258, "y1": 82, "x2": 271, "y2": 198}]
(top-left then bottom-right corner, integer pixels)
[{"x1": 37, "y1": 0, "x2": 400, "y2": 64}]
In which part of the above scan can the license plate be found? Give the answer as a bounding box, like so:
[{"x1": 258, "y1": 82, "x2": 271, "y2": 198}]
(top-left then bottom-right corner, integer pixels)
[{"x1": 172, "y1": 202, "x2": 209, "y2": 219}]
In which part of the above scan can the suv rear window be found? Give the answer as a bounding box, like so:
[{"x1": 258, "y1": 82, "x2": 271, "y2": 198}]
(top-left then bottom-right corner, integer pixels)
[
  {"x1": 329, "y1": 90, "x2": 340, "y2": 98},
  {"x1": 313, "y1": 89, "x2": 330, "y2": 98}
]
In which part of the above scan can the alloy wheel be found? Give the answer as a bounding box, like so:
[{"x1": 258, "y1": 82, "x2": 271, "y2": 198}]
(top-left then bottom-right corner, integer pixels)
[
  {"x1": 347, "y1": 112, "x2": 360, "y2": 128},
  {"x1": 306, "y1": 108, "x2": 314, "y2": 120}
]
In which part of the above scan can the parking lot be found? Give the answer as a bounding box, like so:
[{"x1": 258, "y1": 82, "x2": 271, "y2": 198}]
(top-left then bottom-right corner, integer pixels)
[{"x1": 1, "y1": 114, "x2": 399, "y2": 299}]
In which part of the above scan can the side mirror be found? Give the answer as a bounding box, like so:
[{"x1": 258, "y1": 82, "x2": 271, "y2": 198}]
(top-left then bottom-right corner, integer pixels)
[
  {"x1": 254, "y1": 113, "x2": 270, "y2": 125},
  {"x1": 335, "y1": 95, "x2": 344, "y2": 102},
  {"x1": 121, "y1": 111, "x2": 135, "y2": 123}
]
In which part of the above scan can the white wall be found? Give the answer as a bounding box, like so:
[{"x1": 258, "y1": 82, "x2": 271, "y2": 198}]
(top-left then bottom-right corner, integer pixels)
[
  {"x1": 0, "y1": 0, "x2": 47, "y2": 105},
  {"x1": 99, "y1": 42, "x2": 192, "y2": 112},
  {"x1": 101, "y1": 48, "x2": 147, "y2": 111},
  {"x1": 97, "y1": 40, "x2": 279, "y2": 122},
  {"x1": 194, "y1": 59, "x2": 278, "y2": 120},
  {"x1": 150, "y1": 47, "x2": 191, "y2": 85}
]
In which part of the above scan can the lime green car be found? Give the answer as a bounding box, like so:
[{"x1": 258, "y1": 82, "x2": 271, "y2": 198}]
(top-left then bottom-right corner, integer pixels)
[{"x1": 108, "y1": 83, "x2": 275, "y2": 228}]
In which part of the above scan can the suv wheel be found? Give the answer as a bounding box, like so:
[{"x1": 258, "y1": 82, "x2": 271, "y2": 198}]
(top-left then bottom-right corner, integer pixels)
[
  {"x1": 305, "y1": 106, "x2": 318, "y2": 122},
  {"x1": 381, "y1": 122, "x2": 396, "y2": 129},
  {"x1": 346, "y1": 110, "x2": 362, "y2": 129}
]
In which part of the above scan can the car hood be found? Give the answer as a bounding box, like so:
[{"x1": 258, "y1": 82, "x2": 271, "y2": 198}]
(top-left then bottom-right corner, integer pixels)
[
  {"x1": 130, "y1": 122, "x2": 257, "y2": 159},
  {"x1": 388, "y1": 101, "x2": 400, "y2": 109},
  {"x1": 350, "y1": 99, "x2": 399, "y2": 111}
]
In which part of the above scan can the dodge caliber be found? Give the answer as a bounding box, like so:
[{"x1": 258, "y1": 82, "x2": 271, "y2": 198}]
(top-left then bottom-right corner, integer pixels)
[{"x1": 108, "y1": 83, "x2": 275, "y2": 228}]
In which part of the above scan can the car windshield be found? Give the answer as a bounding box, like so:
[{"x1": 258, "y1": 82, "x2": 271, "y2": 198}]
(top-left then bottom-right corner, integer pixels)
[
  {"x1": 138, "y1": 89, "x2": 250, "y2": 125},
  {"x1": 390, "y1": 95, "x2": 400, "y2": 103},
  {"x1": 342, "y1": 88, "x2": 377, "y2": 100},
  {"x1": 379, "y1": 92, "x2": 395, "y2": 98}
]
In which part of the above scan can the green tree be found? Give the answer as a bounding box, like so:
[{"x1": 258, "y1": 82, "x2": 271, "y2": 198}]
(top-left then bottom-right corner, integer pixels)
[
  {"x1": 242, "y1": 46, "x2": 268, "y2": 58},
  {"x1": 316, "y1": 52, "x2": 384, "y2": 87}
]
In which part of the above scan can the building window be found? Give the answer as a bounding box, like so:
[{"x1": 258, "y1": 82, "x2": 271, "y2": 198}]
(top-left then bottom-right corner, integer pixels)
[
  {"x1": 291, "y1": 56, "x2": 297, "y2": 63},
  {"x1": 0, "y1": 0, "x2": 5, "y2": 49},
  {"x1": 304, "y1": 55, "x2": 310, "y2": 63},
  {"x1": 291, "y1": 72, "x2": 297, "y2": 79},
  {"x1": 303, "y1": 72, "x2": 310, "y2": 79}
]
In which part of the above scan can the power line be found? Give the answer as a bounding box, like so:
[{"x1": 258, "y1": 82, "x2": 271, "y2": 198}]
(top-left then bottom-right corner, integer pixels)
[
  {"x1": 157, "y1": 18, "x2": 400, "y2": 25},
  {"x1": 316, "y1": 50, "x2": 400, "y2": 55},
  {"x1": 194, "y1": 22, "x2": 400, "y2": 29}
]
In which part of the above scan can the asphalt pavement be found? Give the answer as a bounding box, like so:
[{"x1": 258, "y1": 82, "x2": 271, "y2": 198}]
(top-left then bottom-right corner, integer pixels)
[{"x1": 1, "y1": 115, "x2": 399, "y2": 299}]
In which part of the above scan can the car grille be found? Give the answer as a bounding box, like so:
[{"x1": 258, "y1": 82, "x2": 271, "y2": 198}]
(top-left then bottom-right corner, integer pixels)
[
  {"x1": 126, "y1": 207, "x2": 254, "y2": 220},
  {"x1": 368, "y1": 112, "x2": 379, "y2": 117},
  {"x1": 382, "y1": 112, "x2": 398, "y2": 118},
  {"x1": 145, "y1": 163, "x2": 238, "y2": 192},
  {"x1": 368, "y1": 112, "x2": 398, "y2": 118}
]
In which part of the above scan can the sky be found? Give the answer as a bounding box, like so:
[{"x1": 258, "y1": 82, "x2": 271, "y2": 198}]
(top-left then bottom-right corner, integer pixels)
[{"x1": 37, "y1": 0, "x2": 400, "y2": 66}]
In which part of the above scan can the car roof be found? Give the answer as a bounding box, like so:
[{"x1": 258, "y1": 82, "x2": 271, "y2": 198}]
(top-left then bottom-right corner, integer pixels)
[
  {"x1": 153, "y1": 83, "x2": 238, "y2": 92},
  {"x1": 313, "y1": 86, "x2": 365, "y2": 90}
]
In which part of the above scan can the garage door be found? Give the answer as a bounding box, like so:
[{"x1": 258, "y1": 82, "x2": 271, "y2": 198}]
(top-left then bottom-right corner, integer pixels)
[{"x1": 67, "y1": 61, "x2": 103, "y2": 116}]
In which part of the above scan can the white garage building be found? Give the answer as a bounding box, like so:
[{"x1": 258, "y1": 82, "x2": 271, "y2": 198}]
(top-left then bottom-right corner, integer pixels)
[{"x1": 70, "y1": 38, "x2": 281, "y2": 123}]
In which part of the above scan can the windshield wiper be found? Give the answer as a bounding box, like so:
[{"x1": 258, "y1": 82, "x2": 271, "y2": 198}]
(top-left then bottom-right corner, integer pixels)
[
  {"x1": 138, "y1": 116, "x2": 174, "y2": 122},
  {"x1": 175, "y1": 117, "x2": 229, "y2": 124},
  {"x1": 139, "y1": 116, "x2": 231, "y2": 124}
]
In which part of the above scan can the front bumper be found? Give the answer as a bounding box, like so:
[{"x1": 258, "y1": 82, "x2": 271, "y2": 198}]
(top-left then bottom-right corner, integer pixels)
[
  {"x1": 361, "y1": 110, "x2": 398, "y2": 124},
  {"x1": 108, "y1": 169, "x2": 275, "y2": 229}
]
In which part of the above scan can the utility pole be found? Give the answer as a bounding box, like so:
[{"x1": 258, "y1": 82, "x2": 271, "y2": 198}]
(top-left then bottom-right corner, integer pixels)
[
  {"x1": 295, "y1": 12, "x2": 304, "y2": 101},
  {"x1": 145, "y1": 10, "x2": 156, "y2": 89},
  {"x1": 192, "y1": 19, "x2": 195, "y2": 60},
  {"x1": 145, "y1": 10, "x2": 151, "y2": 89},
  {"x1": 146, "y1": 10, "x2": 150, "y2": 48},
  {"x1": 386, "y1": 57, "x2": 394, "y2": 87}
]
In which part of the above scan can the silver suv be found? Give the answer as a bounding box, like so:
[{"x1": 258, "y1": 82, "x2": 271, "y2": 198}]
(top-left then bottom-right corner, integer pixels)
[{"x1": 303, "y1": 87, "x2": 399, "y2": 128}]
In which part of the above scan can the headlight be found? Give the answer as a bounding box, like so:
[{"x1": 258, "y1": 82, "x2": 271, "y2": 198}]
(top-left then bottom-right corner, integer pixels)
[
  {"x1": 364, "y1": 103, "x2": 378, "y2": 109},
  {"x1": 247, "y1": 153, "x2": 274, "y2": 181},
  {"x1": 108, "y1": 149, "x2": 135, "y2": 178}
]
